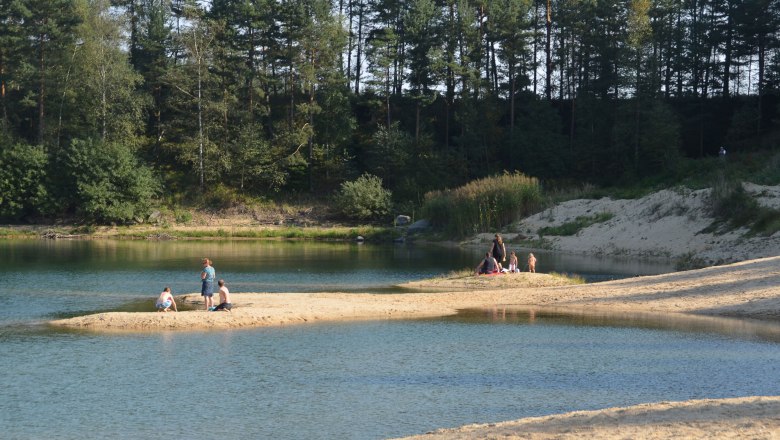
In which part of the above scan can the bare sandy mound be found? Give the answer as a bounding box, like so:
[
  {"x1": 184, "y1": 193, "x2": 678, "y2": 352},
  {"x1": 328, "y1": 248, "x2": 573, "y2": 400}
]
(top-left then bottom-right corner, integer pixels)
[
  {"x1": 50, "y1": 255, "x2": 780, "y2": 331},
  {"x1": 399, "y1": 271, "x2": 580, "y2": 290},
  {"x1": 396, "y1": 396, "x2": 780, "y2": 440}
]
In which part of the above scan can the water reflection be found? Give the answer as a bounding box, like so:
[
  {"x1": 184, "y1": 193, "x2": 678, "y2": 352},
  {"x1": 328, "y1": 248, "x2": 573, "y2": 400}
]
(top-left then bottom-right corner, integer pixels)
[{"x1": 453, "y1": 307, "x2": 780, "y2": 343}]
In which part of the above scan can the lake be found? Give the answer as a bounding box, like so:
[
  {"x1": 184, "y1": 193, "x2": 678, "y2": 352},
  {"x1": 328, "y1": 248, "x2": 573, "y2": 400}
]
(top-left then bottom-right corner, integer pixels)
[{"x1": 1, "y1": 239, "x2": 779, "y2": 440}]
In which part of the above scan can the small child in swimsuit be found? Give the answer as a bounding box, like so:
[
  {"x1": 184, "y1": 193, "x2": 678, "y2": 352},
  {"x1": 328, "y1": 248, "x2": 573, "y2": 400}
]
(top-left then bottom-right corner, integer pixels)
[
  {"x1": 155, "y1": 287, "x2": 177, "y2": 312},
  {"x1": 508, "y1": 251, "x2": 519, "y2": 273}
]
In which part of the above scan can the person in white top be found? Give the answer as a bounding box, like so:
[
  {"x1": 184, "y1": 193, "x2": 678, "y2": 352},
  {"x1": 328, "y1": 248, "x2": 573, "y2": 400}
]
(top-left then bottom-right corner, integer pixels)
[
  {"x1": 213, "y1": 279, "x2": 232, "y2": 311},
  {"x1": 507, "y1": 251, "x2": 519, "y2": 273}
]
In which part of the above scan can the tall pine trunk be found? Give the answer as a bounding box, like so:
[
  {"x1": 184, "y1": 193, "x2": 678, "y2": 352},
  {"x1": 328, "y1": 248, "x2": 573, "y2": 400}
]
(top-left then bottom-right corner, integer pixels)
[{"x1": 545, "y1": 0, "x2": 552, "y2": 100}]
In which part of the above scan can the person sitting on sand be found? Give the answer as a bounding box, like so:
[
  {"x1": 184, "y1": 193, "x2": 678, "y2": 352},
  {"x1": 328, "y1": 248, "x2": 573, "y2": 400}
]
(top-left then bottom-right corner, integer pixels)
[
  {"x1": 212, "y1": 279, "x2": 232, "y2": 312},
  {"x1": 508, "y1": 251, "x2": 519, "y2": 273},
  {"x1": 155, "y1": 287, "x2": 177, "y2": 312},
  {"x1": 476, "y1": 252, "x2": 500, "y2": 275},
  {"x1": 528, "y1": 253, "x2": 537, "y2": 273}
]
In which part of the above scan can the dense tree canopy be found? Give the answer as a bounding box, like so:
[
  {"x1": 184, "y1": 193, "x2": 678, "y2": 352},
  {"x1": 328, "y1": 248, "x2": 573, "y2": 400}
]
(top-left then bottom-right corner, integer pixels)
[{"x1": 1, "y1": 0, "x2": 780, "y2": 222}]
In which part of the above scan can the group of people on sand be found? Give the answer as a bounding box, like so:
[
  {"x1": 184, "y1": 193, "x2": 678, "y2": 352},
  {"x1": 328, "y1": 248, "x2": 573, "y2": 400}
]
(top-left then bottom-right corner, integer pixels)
[
  {"x1": 154, "y1": 257, "x2": 233, "y2": 312},
  {"x1": 475, "y1": 233, "x2": 536, "y2": 275}
]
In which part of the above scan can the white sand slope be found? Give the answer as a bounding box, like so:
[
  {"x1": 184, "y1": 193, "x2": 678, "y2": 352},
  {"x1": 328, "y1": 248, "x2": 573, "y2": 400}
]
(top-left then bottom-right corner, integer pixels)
[{"x1": 489, "y1": 183, "x2": 780, "y2": 264}]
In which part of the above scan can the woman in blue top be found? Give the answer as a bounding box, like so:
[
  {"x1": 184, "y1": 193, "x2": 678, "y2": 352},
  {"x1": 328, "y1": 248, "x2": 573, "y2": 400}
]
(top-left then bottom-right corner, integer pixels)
[{"x1": 201, "y1": 258, "x2": 216, "y2": 310}]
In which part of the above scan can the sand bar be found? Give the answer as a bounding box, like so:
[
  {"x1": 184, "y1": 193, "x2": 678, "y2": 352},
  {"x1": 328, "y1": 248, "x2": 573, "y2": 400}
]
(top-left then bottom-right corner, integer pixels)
[
  {"x1": 50, "y1": 255, "x2": 780, "y2": 331},
  {"x1": 48, "y1": 256, "x2": 780, "y2": 439}
]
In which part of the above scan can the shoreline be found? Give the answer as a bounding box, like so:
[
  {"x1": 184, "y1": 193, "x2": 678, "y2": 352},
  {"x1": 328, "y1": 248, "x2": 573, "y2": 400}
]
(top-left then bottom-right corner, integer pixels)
[
  {"x1": 47, "y1": 255, "x2": 780, "y2": 439},
  {"x1": 394, "y1": 396, "x2": 780, "y2": 439},
  {"x1": 50, "y1": 256, "x2": 780, "y2": 332}
]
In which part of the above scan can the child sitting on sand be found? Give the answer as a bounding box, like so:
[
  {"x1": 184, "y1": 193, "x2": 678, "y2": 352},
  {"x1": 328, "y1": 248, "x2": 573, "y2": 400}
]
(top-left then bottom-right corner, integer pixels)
[
  {"x1": 155, "y1": 287, "x2": 177, "y2": 312},
  {"x1": 507, "y1": 251, "x2": 519, "y2": 273},
  {"x1": 212, "y1": 279, "x2": 232, "y2": 312}
]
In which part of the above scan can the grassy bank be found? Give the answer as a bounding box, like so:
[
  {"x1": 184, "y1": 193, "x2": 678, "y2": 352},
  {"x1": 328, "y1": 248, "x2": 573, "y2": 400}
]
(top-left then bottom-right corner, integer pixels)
[{"x1": 0, "y1": 224, "x2": 398, "y2": 242}]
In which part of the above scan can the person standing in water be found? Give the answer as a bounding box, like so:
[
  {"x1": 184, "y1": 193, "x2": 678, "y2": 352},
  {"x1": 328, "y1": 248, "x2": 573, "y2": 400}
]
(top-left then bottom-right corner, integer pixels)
[
  {"x1": 201, "y1": 258, "x2": 216, "y2": 310},
  {"x1": 528, "y1": 253, "x2": 537, "y2": 273}
]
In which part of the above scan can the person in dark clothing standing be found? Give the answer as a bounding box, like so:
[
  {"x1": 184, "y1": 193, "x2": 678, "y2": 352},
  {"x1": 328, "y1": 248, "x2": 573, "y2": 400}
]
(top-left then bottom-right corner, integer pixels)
[{"x1": 491, "y1": 234, "x2": 506, "y2": 264}]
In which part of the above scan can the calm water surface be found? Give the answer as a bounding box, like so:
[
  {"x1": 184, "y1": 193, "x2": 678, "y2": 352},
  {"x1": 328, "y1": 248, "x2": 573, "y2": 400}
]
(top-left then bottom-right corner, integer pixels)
[
  {"x1": 0, "y1": 239, "x2": 672, "y2": 324},
  {"x1": 2, "y1": 239, "x2": 779, "y2": 440}
]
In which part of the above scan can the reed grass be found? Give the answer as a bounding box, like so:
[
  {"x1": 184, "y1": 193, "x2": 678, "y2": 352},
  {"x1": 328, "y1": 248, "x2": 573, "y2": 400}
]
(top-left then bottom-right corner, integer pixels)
[
  {"x1": 547, "y1": 271, "x2": 587, "y2": 284},
  {"x1": 0, "y1": 227, "x2": 38, "y2": 237},
  {"x1": 422, "y1": 172, "x2": 543, "y2": 237},
  {"x1": 707, "y1": 176, "x2": 780, "y2": 236}
]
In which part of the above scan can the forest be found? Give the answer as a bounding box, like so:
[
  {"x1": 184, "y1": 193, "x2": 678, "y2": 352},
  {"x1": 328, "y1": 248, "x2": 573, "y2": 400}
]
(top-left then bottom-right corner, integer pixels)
[{"x1": 1, "y1": 0, "x2": 780, "y2": 224}]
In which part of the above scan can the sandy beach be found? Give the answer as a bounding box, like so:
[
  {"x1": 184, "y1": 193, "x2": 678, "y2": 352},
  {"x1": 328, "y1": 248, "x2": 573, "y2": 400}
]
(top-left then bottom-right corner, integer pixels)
[{"x1": 48, "y1": 184, "x2": 780, "y2": 439}]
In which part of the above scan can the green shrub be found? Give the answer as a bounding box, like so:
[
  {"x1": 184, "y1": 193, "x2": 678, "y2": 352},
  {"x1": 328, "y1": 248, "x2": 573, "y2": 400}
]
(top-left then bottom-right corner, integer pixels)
[
  {"x1": 174, "y1": 209, "x2": 193, "y2": 224},
  {"x1": 334, "y1": 173, "x2": 393, "y2": 221},
  {"x1": 199, "y1": 184, "x2": 254, "y2": 211},
  {"x1": 707, "y1": 176, "x2": 780, "y2": 236},
  {"x1": 538, "y1": 212, "x2": 614, "y2": 236},
  {"x1": 421, "y1": 172, "x2": 543, "y2": 237},
  {"x1": 709, "y1": 178, "x2": 756, "y2": 229},
  {"x1": 58, "y1": 139, "x2": 159, "y2": 224},
  {"x1": 0, "y1": 143, "x2": 50, "y2": 220}
]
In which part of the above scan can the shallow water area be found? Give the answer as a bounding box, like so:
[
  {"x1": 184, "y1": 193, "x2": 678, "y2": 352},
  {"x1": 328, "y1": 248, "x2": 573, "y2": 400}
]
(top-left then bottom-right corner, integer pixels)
[
  {"x1": 2, "y1": 310, "x2": 780, "y2": 440},
  {"x1": 3, "y1": 238, "x2": 778, "y2": 439}
]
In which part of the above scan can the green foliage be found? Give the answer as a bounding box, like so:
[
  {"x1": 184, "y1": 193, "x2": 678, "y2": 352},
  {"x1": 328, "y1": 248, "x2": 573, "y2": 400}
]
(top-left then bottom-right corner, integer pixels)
[
  {"x1": 612, "y1": 99, "x2": 682, "y2": 178},
  {"x1": 58, "y1": 139, "x2": 159, "y2": 224},
  {"x1": 174, "y1": 209, "x2": 193, "y2": 224},
  {"x1": 0, "y1": 144, "x2": 50, "y2": 220},
  {"x1": 365, "y1": 122, "x2": 413, "y2": 188},
  {"x1": 726, "y1": 101, "x2": 761, "y2": 151},
  {"x1": 334, "y1": 173, "x2": 393, "y2": 221},
  {"x1": 422, "y1": 172, "x2": 543, "y2": 237},
  {"x1": 708, "y1": 178, "x2": 757, "y2": 230},
  {"x1": 71, "y1": 0, "x2": 145, "y2": 143},
  {"x1": 116, "y1": 225, "x2": 396, "y2": 241},
  {"x1": 199, "y1": 184, "x2": 255, "y2": 211},
  {"x1": 0, "y1": 227, "x2": 39, "y2": 238},
  {"x1": 538, "y1": 212, "x2": 614, "y2": 236},
  {"x1": 513, "y1": 98, "x2": 570, "y2": 178},
  {"x1": 3, "y1": 1, "x2": 780, "y2": 225},
  {"x1": 707, "y1": 176, "x2": 780, "y2": 236}
]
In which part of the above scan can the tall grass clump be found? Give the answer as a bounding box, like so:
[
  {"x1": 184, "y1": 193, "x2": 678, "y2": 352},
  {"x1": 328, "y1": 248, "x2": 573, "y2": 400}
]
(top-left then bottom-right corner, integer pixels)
[
  {"x1": 421, "y1": 172, "x2": 543, "y2": 237},
  {"x1": 708, "y1": 176, "x2": 780, "y2": 236}
]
